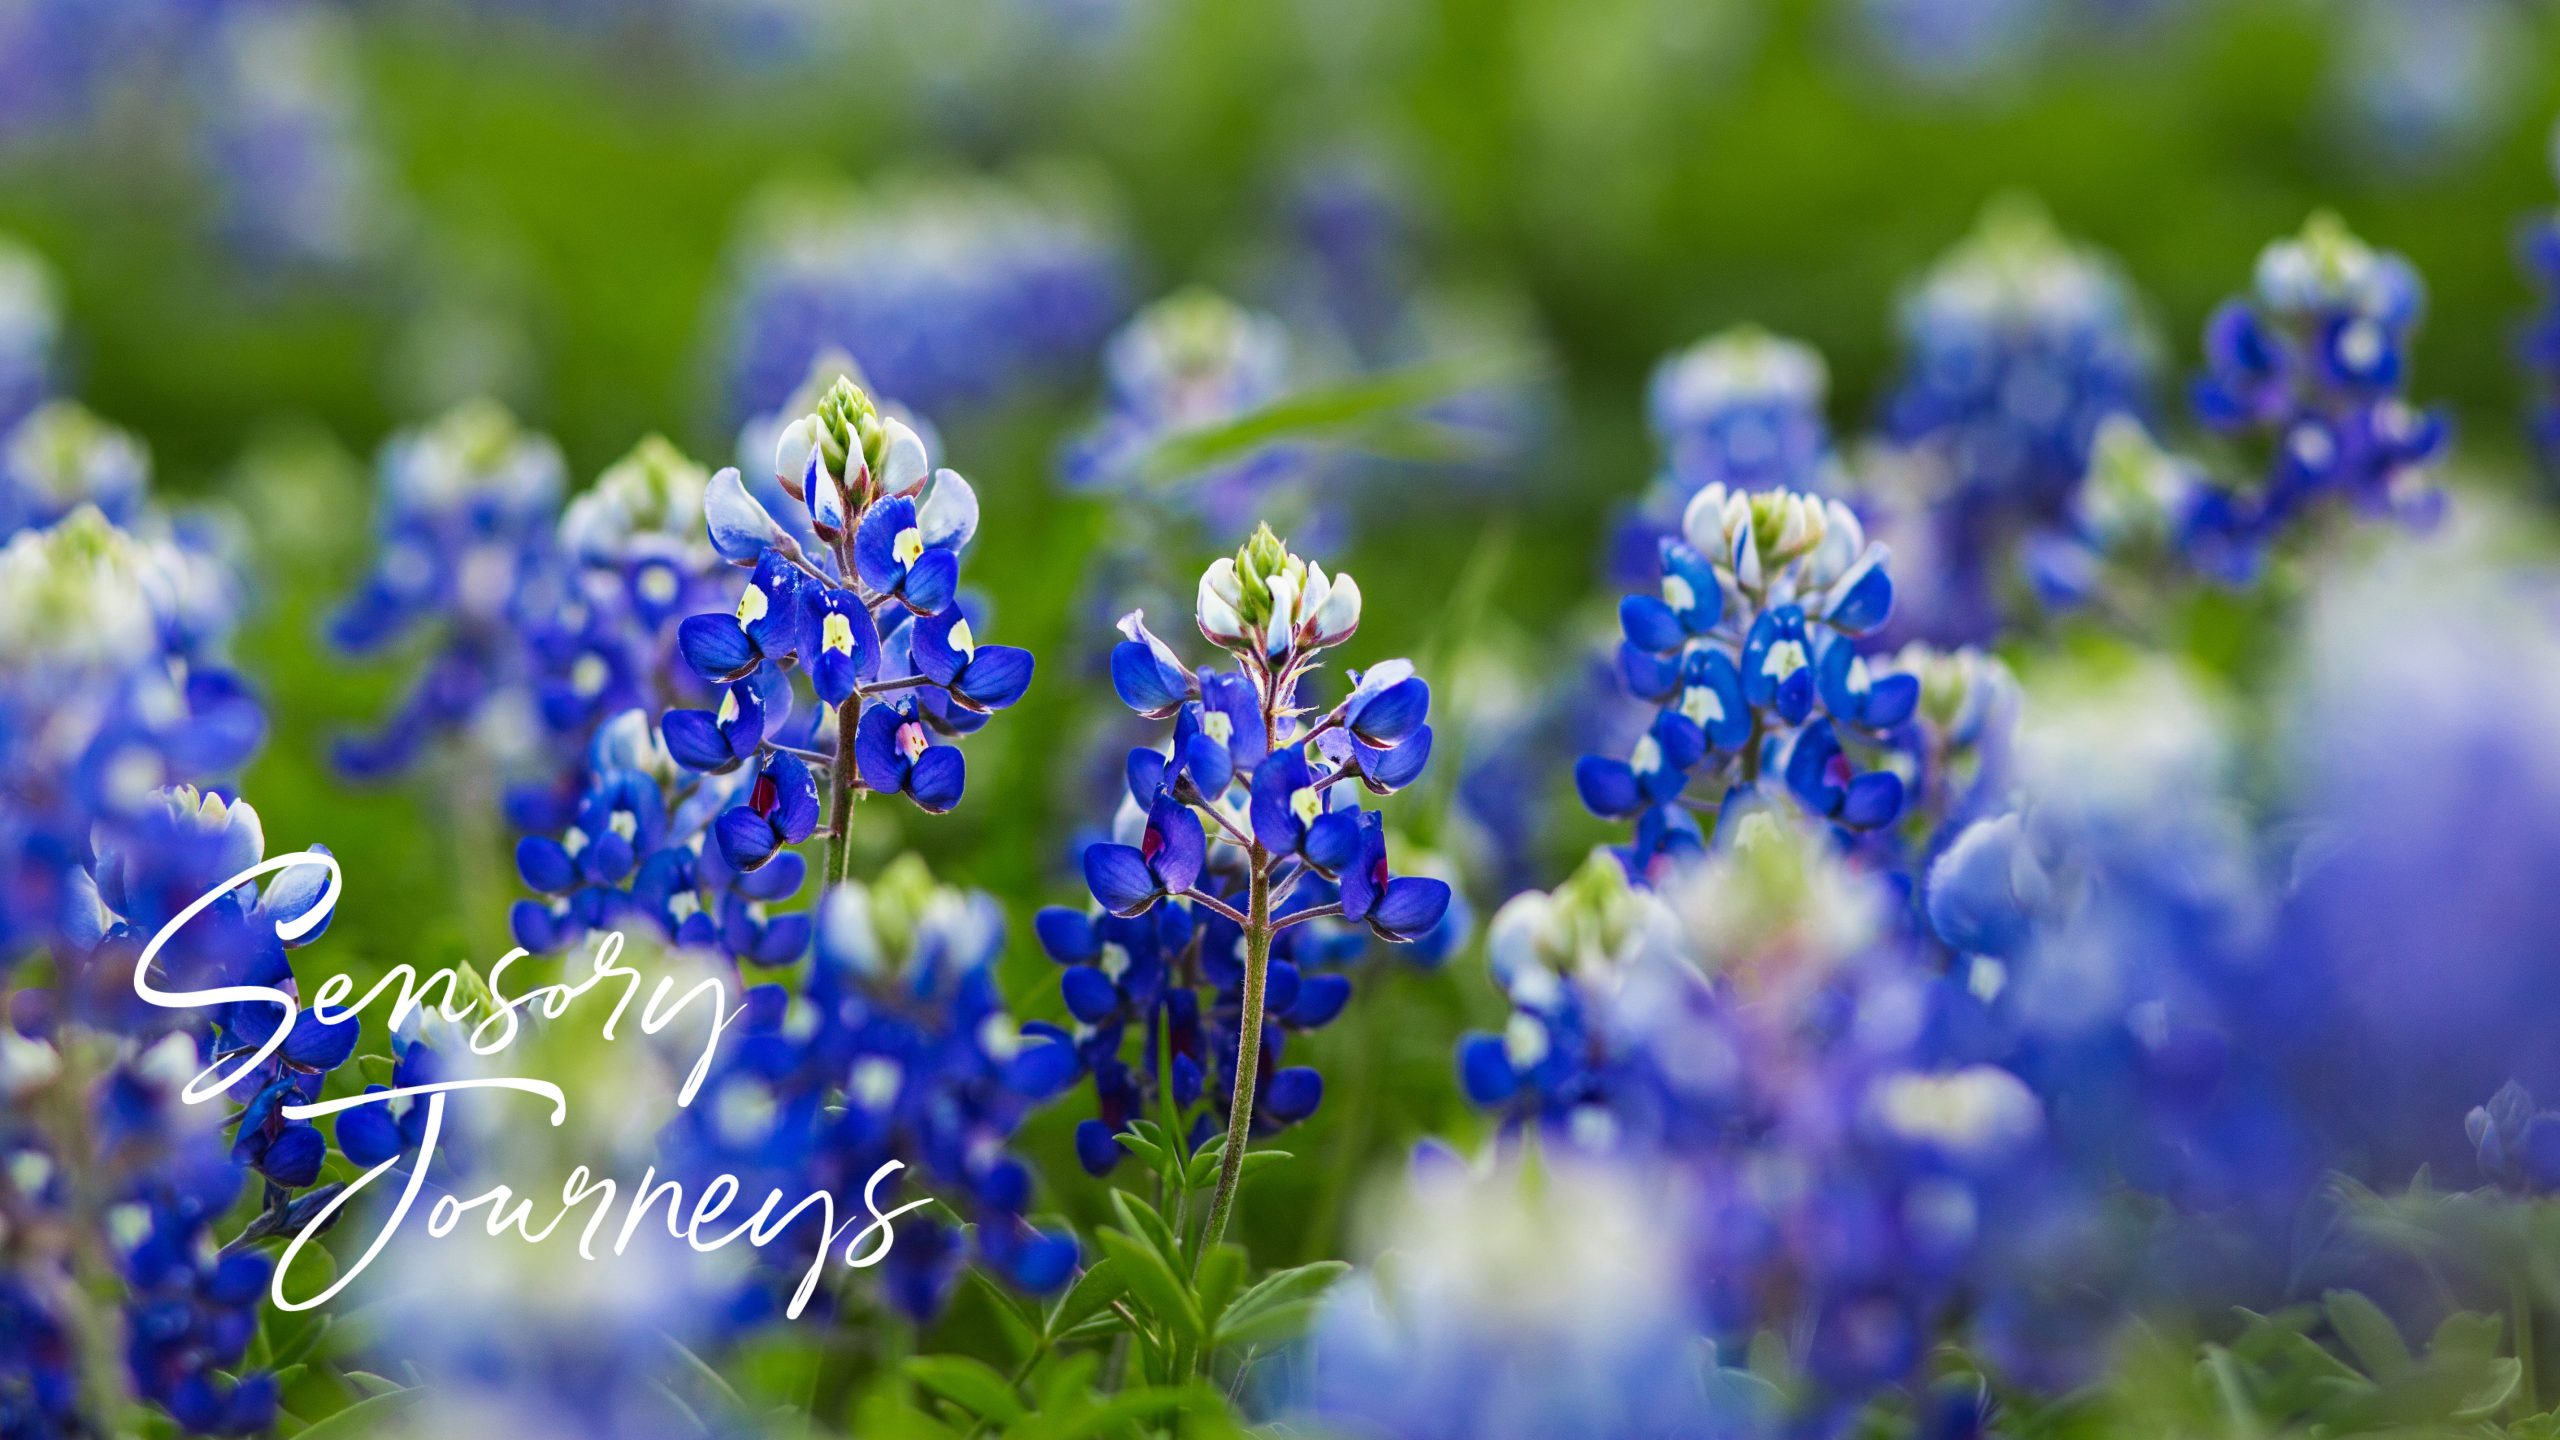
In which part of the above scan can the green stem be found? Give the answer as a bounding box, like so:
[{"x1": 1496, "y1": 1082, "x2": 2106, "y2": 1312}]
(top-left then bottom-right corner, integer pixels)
[
  {"x1": 1194, "y1": 854, "x2": 1271, "y2": 1272},
  {"x1": 822, "y1": 700, "x2": 858, "y2": 887}
]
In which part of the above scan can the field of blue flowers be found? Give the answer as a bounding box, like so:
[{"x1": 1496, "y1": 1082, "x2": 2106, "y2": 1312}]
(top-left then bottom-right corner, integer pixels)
[{"x1": 9, "y1": 0, "x2": 2560, "y2": 1436}]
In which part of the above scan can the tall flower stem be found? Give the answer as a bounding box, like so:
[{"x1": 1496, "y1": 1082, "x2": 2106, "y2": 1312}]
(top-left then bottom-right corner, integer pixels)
[
  {"x1": 1195, "y1": 850, "x2": 1271, "y2": 1271},
  {"x1": 823, "y1": 699, "x2": 858, "y2": 885}
]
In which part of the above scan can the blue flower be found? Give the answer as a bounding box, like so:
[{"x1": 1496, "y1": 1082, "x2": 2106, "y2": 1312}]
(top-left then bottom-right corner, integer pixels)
[
  {"x1": 909, "y1": 607, "x2": 1034, "y2": 713},
  {"x1": 1084, "y1": 793, "x2": 1208, "y2": 917},
  {"x1": 719, "y1": 174, "x2": 1130, "y2": 425},
  {"x1": 663, "y1": 679, "x2": 768, "y2": 774},
  {"x1": 855, "y1": 697, "x2": 966, "y2": 812},
  {"x1": 2185, "y1": 213, "x2": 2450, "y2": 562}
]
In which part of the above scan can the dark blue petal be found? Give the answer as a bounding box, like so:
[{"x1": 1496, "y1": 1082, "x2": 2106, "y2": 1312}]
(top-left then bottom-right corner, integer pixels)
[
  {"x1": 1262, "y1": 1067, "x2": 1323, "y2": 1123},
  {"x1": 902, "y1": 549, "x2": 960, "y2": 614},
  {"x1": 1084, "y1": 844, "x2": 1161, "y2": 917},
  {"x1": 1575, "y1": 756, "x2": 1645, "y2": 819},
  {"x1": 1034, "y1": 907, "x2": 1099, "y2": 963},
  {"x1": 516, "y1": 835, "x2": 576, "y2": 893},
  {"x1": 906, "y1": 746, "x2": 966, "y2": 813},
  {"x1": 715, "y1": 807, "x2": 782, "y2": 872},
  {"x1": 1459, "y1": 1033, "x2": 1519, "y2": 1106},
  {"x1": 1061, "y1": 966, "x2": 1121, "y2": 1024},
  {"x1": 679, "y1": 614, "x2": 758, "y2": 682},
  {"x1": 957, "y1": 645, "x2": 1035, "y2": 712},
  {"x1": 1110, "y1": 640, "x2": 1191, "y2": 719},
  {"x1": 1369, "y1": 877, "x2": 1452, "y2": 942},
  {"x1": 661, "y1": 709, "x2": 733, "y2": 772},
  {"x1": 1619, "y1": 594, "x2": 1685, "y2": 654},
  {"x1": 1073, "y1": 1119, "x2": 1123, "y2": 1175}
]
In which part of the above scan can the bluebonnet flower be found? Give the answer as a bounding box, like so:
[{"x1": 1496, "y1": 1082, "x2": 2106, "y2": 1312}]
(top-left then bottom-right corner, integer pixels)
[
  {"x1": 1, "y1": 489, "x2": 260, "y2": 971},
  {"x1": 660, "y1": 373, "x2": 1030, "y2": 887},
  {"x1": 192, "y1": 0, "x2": 392, "y2": 273},
  {"x1": 1062, "y1": 289, "x2": 1316, "y2": 541},
  {"x1": 1026, "y1": 526, "x2": 1446, "y2": 1254},
  {"x1": 0, "y1": 235, "x2": 58, "y2": 432},
  {"x1": 1577, "y1": 484, "x2": 1917, "y2": 880},
  {"x1": 2324, "y1": 0, "x2": 2526, "y2": 171},
  {"x1": 1609, "y1": 327, "x2": 1841, "y2": 583},
  {"x1": 1456, "y1": 820, "x2": 2083, "y2": 1413},
  {"x1": 329, "y1": 401, "x2": 572, "y2": 781},
  {"x1": 2, "y1": 400, "x2": 149, "y2": 537},
  {"x1": 2185, "y1": 213, "x2": 2450, "y2": 575},
  {"x1": 1868, "y1": 199, "x2": 2156, "y2": 642},
  {"x1": 1289, "y1": 1153, "x2": 1777, "y2": 1440},
  {"x1": 3, "y1": 785, "x2": 352, "y2": 1438},
  {"x1": 721, "y1": 172, "x2": 1130, "y2": 425},
  {"x1": 508, "y1": 707, "x2": 805, "y2": 965},
  {"x1": 665, "y1": 858, "x2": 1077, "y2": 1322},
  {"x1": 2466, "y1": 1081, "x2": 2560, "y2": 1196}
]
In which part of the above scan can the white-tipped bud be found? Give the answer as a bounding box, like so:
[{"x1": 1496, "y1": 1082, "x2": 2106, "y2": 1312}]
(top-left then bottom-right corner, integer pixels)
[
  {"x1": 1310, "y1": 570, "x2": 1361, "y2": 646},
  {"x1": 878, "y1": 418, "x2": 929, "y2": 497},
  {"x1": 1197, "y1": 560, "x2": 1248, "y2": 647},
  {"x1": 1263, "y1": 569, "x2": 1302, "y2": 656},
  {"x1": 774, "y1": 414, "x2": 820, "y2": 484}
]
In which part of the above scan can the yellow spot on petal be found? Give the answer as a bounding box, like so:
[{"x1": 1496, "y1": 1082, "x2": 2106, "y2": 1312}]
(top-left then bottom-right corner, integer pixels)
[{"x1": 893, "y1": 527, "x2": 925, "y2": 568}]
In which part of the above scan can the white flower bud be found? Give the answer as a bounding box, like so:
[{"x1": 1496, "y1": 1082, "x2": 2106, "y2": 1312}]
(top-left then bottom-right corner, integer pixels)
[
  {"x1": 774, "y1": 414, "x2": 819, "y2": 482},
  {"x1": 1197, "y1": 563, "x2": 1248, "y2": 647},
  {"x1": 1310, "y1": 570, "x2": 1361, "y2": 646},
  {"x1": 1263, "y1": 569, "x2": 1301, "y2": 656}
]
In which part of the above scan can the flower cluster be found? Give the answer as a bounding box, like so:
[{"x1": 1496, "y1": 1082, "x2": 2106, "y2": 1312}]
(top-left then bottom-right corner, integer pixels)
[
  {"x1": 192, "y1": 0, "x2": 390, "y2": 272},
  {"x1": 1577, "y1": 483, "x2": 1914, "y2": 879},
  {"x1": 4, "y1": 757, "x2": 357, "y2": 1436},
  {"x1": 1062, "y1": 290, "x2": 1314, "y2": 539},
  {"x1": 669, "y1": 858, "x2": 1077, "y2": 1324},
  {"x1": 1872, "y1": 199, "x2": 2156, "y2": 641},
  {"x1": 662, "y1": 374, "x2": 1031, "y2": 876},
  {"x1": 1023, "y1": 527, "x2": 1447, "y2": 1226},
  {"x1": 722, "y1": 173, "x2": 1131, "y2": 424},
  {"x1": 1455, "y1": 822, "x2": 2085, "y2": 1412},
  {"x1": 0, "y1": 0, "x2": 392, "y2": 274},
  {"x1": 329, "y1": 401, "x2": 575, "y2": 779},
  {"x1": 2186, "y1": 212, "x2": 2450, "y2": 573},
  {"x1": 1608, "y1": 327, "x2": 1841, "y2": 583},
  {"x1": 333, "y1": 411, "x2": 732, "y2": 843}
]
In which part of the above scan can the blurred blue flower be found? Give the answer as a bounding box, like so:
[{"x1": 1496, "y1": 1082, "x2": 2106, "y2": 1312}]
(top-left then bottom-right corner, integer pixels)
[
  {"x1": 721, "y1": 172, "x2": 1131, "y2": 425},
  {"x1": 1870, "y1": 199, "x2": 2156, "y2": 643},
  {"x1": 2185, "y1": 213, "x2": 2450, "y2": 575}
]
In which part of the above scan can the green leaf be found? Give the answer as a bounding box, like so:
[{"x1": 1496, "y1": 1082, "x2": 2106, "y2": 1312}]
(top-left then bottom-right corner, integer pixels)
[
  {"x1": 1095, "y1": 1230, "x2": 1201, "y2": 1343},
  {"x1": 965, "y1": 1266, "x2": 1042, "y2": 1358},
  {"x1": 1136, "y1": 353, "x2": 1535, "y2": 486},
  {"x1": 1195, "y1": 1244, "x2": 1248, "y2": 1330},
  {"x1": 1217, "y1": 1259, "x2": 1348, "y2": 1347},
  {"x1": 289, "y1": 1387, "x2": 425, "y2": 1440},
  {"x1": 1110, "y1": 1188, "x2": 1187, "y2": 1272},
  {"x1": 2455, "y1": 1356, "x2": 2524, "y2": 1418},
  {"x1": 902, "y1": 1355, "x2": 1026, "y2": 1425},
  {"x1": 659, "y1": 1330, "x2": 749, "y2": 1414},
  {"x1": 2324, "y1": 1289, "x2": 2412, "y2": 1378},
  {"x1": 1210, "y1": 1297, "x2": 1323, "y2": 1350},
  {"x1": 1045, "y1": 1259, "x2": 1126, "y2": 1338},
  {"x1": 1236, "y1": 1150, "x2": 1292, "y2": 1181},
  {"x1": 1112, "y1": 1129, "x2": 1168, "y2": 1173}
]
